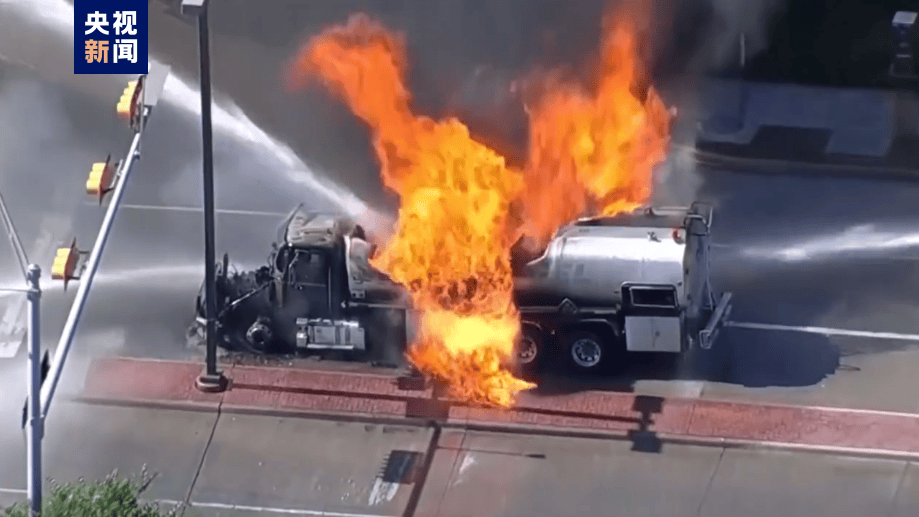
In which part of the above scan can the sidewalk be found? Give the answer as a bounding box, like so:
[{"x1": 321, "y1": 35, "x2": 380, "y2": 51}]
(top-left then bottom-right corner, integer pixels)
[
  {"x1": 0, "y1": 383, "x2": 916, "y2": 517},
  {"x1": 0, "y1": 400, "x2": 427, "y2": 516},
  {"x1": 77, "y1": 357, "x2": 919, "y2": 460}
]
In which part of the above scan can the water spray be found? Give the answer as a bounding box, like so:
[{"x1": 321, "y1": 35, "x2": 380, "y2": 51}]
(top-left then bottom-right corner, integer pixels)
[{"x1": 0, "y1": 0, "x2": 391, "y2": 235}]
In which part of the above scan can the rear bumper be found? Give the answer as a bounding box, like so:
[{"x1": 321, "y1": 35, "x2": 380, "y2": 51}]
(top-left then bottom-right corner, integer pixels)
[{"x1": 698, "y1": 292, "x2": 733, "y2": 350}]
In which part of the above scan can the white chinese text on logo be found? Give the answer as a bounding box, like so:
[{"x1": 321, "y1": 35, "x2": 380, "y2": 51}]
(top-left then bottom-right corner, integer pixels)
[
  {"x1": 113, "y1": 39, "x2": 139, "y2": 64},
  {"x1": 113, "y1": 11, "x2": 138, "y2": 36},
  {"x1": 84, "y1": 11, "x2": 109, "y2": 36}
]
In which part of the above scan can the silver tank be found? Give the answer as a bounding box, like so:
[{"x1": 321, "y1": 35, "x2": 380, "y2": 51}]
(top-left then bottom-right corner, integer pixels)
[{"x1": 517, "y1": 205, "x2": 713, "y2": 310}]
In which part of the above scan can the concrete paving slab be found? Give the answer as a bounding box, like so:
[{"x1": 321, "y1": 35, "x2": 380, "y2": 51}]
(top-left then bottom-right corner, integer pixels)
[
  {"x1": 44, "y1": 403, "x2": 218, "y2": 503},
  {"x1": 0, "y1": 402, "x2": 218, "y2": 505},
  {"x1": 699, "y1": 449, "x2": 906, "y2": 517},
  {"x1": 890, "y1": 462, "x2": 919, "y2": 517},
  {"x1": 414, "y1": 447, "x2": 462, "y2": 517},
  {"x1": 0, "y1": 434, "x2": 26, "y2": 496},
  {"x1": 190, "y1": 415, "x2": 432, "y2": 517},
  {"x1": 419, "y1": 430, "x2": 919, "y2": 517},
  {"x1": 3, "y1": 400, "x2": 918, "y2": 517},
  {"x1": 418, "y1": 430, "x2": 723, "y2": 517},
  {"x1": 0, "y1": 488, "x2": 25, "y2": 510}
]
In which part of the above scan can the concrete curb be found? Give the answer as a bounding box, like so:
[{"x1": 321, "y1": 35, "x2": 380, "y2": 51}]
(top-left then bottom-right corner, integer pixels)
[
  {"x1": 72, "y1": 394, "x2": 919, "y2": 463},
  {"x1": 683, "y1": 145, "x2": 919, "y2": 182}
]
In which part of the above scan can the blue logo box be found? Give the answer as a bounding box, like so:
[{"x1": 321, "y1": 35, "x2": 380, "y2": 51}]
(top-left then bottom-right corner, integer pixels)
[{"x1": 74, "y1": 0, "x2": 148, "y2": 75}]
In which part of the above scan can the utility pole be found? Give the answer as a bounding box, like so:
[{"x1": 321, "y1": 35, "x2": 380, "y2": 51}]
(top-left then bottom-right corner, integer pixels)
[
  {"x1": 0, "y1": 189, "x2": 43, "y2": 515},
  {"x1": 182, "y1": 0, "x2": 227, "y2": 392}
]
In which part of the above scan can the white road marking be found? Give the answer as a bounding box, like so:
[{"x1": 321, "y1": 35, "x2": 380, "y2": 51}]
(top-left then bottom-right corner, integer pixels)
[
  {"x1": 367, "y1": 477, "x2": 399, "y2": 506},
  {"x1": 88, "y1": 202, "x2": 288, "y2": 218},
  {"x1": 157, "y1": 498, "x2": 394, "y2": 516},
  {"x1": 1, "y1": 492, "x2": 393, "y2": 516},
  {"x1": 452, "y1": 452, "x2": 477, "y2": 487},
  {"x1": 0, "y1": 214, "x2": 66, "y2": 358},
  {"x1": 728, "y1": 322, "x2": 919, "y2": 342},
  {"x1": 0, "y1": 292, "x2": 26, "y2": 358},
  {"x1": 0, "y1": 336, "x2": 25, "y2": 359}
]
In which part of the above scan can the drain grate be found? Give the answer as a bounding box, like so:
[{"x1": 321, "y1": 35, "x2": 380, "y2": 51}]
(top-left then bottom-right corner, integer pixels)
[{"x1": 380, "y1": 450, "x2": 424, "y2": 484}]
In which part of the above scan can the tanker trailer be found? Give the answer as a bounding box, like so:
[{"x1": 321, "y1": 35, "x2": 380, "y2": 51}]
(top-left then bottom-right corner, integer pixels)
[{"x1": 511, "y1": 202, "x2": 733, "y2": 373}]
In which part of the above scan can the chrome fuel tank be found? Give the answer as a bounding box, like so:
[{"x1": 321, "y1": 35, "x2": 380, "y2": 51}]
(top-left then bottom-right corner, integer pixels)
[{"x1": 518, "y1": 205, "x2": 713, "y2": 308}]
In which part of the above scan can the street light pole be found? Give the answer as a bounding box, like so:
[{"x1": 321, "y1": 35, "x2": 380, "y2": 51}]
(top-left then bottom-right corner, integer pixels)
[
  {"x1": 182, "y1": 0, "x2": 226, "y2": 392},
  {"x1": 25, "y1": 265, "x2": 42, "y2": 516}
]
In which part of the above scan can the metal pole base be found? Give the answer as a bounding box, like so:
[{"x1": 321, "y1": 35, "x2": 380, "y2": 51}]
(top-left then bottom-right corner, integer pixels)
[{"x1": 196, "y1": 371, "x2": 228, "y2": 393}]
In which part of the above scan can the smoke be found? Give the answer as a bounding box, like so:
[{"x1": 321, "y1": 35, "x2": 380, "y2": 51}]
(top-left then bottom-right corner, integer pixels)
[
  {"x1": 642, "y1": 0, "x2": 788, "y2": 208},
  {"x1": 659, "y1": 0, "x2": 788, "y2": 74}
]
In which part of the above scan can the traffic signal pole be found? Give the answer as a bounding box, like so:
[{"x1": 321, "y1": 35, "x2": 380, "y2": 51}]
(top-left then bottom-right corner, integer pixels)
[
  {"x1": 39, "y1": 118, "x2": 145, "y2": 419},
  {"x1": 40, "y1": 63, "x2": 170, "y2": 420},
  {"x1": 0, "y1": 189, "x2": 42, "y2": 515},
  {"x1": 25, "y1": 264, "x2": 41, "y2": 516}
]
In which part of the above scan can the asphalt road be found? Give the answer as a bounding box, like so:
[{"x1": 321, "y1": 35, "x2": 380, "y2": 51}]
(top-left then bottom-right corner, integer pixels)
[{"x1": 0, "y1": 402, "x2": 916, "y2": 517}]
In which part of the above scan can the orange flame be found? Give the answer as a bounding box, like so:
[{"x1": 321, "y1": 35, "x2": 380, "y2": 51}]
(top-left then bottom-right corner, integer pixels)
[
  {"x1": 522, "y1": 12, "x2": 674, "y2": 243},
  {"x1": 287, "y1": 5, "x2": 673, "y2": 408},
  {"x1": 288, "y1": 14, "x2": 533, "y2": 407}
]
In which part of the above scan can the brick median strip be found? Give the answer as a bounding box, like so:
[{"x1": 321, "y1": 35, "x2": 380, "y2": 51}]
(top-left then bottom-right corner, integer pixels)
[{"x1": 79, "y1": 357, "x2": 919, "y2": 457}]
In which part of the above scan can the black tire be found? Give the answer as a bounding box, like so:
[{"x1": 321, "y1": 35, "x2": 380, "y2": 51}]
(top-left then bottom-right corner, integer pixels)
[
  {"x1": 244, "y1": 317, "x2": 274, "y2": 353},
  {"x1": 563, "y1": 330, "x2": 606, "y2": 373},
  {"x1": 514, "y1": 325, "x2": 545, "y2": 374}
]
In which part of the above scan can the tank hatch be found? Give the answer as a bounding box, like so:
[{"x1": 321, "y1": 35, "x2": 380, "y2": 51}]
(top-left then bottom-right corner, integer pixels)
[
  {"x1": 282, "y1": 206, "x2": 357, "y2": 249},
  {"x1": 571, "y1": 203, "x2": 712, "y2": 231}
]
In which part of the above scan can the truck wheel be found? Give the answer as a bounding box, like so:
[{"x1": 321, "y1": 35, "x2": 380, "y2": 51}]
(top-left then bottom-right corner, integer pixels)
[
  {"x1": 564, "y1": 331, "x2": 605, "y2": 373},
  {"x1": 245, "y1": 317, "x2": 273, "y2": 353},
  {"x1": 514, "y1": 325, "x2": 544, "y2": 373}
]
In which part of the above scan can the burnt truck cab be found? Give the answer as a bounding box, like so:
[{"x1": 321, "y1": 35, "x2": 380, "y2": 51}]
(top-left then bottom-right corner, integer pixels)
[
  {"x1": 512, "y1": 202, "x2": 733, "y2": 373},
  {"x1": 196, "y1": 205, "x2": 411, "y2": 356}
]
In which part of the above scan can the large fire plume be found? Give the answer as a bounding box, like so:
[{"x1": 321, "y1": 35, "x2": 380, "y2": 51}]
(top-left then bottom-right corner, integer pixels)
[
  {"x1": 521, "y1": 12, "x2": 674, "y2": 243},
  {"x1": 287, "y1": 5, "x2": 673, "y2": 407}
]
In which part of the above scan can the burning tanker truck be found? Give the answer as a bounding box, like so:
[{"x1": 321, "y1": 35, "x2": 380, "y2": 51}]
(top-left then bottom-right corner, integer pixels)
[{"x1": 191, "y1": 202, "x2": 733, "y2": 373}]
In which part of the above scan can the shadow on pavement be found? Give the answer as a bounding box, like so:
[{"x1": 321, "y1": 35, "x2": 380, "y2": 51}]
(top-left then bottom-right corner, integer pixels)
[{"x1": 528, "y1": 327, "x2": 840, "y2": 398}]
